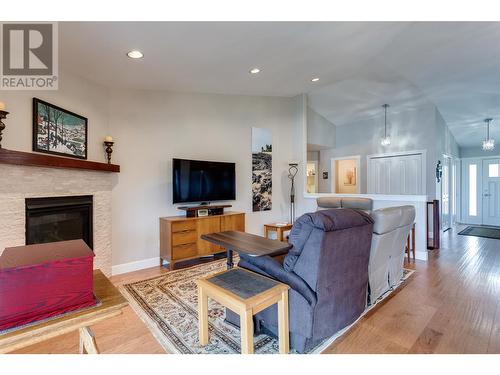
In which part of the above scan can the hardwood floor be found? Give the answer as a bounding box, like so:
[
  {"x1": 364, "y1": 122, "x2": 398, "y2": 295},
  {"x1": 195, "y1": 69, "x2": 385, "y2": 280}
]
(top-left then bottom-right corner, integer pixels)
[{"x1": 11, "y1": 226, "x2": 500, "y2": 354}]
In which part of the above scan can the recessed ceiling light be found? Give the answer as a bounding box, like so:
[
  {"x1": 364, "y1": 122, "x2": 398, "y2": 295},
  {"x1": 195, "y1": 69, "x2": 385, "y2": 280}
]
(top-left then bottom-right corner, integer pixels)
[
  {"x1": 249, "y1": 68, "x2": 261, "y2": 74},
  {"x1": 311, "y1": 77, "x2": 320, "y2": 82},
  {"x1": 127, "y1": 50, "x2": 144, "y2": 59}
]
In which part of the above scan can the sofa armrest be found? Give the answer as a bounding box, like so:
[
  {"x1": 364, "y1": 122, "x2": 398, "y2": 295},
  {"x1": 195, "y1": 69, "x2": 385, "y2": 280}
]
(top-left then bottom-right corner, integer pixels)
[{"x1": 238, "y1": 254, "x2": 317, "y2": 306}]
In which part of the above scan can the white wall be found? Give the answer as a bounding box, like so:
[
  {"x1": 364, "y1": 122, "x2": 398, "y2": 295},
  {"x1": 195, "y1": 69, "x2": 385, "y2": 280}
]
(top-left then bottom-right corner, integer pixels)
[
  {"x1": 109, "y1": 89, "x2": 300, "y2": 267},
  {"x1": 0, "y1": 70, "x2": 110, "y2": 162},
  {"x1": 308, "y1": 103, "x2": 460, "y2": 200},
  {"x1": 460, "y1": 146, "x2": 500, "y2": 159},
  {"x1": 306, "y1": 106, "x2": 336, "y2": 193},
  {"x1": 306, "y1": 106, "x2": 335, "y2": 149},
  {"x1": 436, "y1": 109, "x2": 460, "y2": 160},
  {"x1": 318, "y1": 104, "x2": 438, "y2": 195}
]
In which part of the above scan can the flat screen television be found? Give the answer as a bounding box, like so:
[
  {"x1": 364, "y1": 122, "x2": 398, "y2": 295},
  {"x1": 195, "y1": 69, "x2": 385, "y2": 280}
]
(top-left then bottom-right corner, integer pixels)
[{"x1": 172, "y1": 158, "x2": 236, "y2": 204}]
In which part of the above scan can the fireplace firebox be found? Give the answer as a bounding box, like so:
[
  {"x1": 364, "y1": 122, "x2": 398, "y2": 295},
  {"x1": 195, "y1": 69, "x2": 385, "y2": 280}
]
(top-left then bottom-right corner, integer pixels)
[{"x1": 25, "y1": 195, "x2": 93, "y2": 249}]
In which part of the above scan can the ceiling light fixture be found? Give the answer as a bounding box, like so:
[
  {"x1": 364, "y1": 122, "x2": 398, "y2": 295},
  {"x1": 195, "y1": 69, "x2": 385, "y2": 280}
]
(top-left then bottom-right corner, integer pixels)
[
  {"x1": 249, "y1": 68, "x2": 261, "y2": 74},
  {"x1": 311, "y1": 77, "x2": 320, "y2": 82},
  {"x1": 482, "y1": 118, "x2": 495, "y2": 151},
  {"x1": 127, "y1": 50, "x2": 144, "y2": 59},
  {"x1": 381, "y1": 104, "x2": 391, "y2": 146}
]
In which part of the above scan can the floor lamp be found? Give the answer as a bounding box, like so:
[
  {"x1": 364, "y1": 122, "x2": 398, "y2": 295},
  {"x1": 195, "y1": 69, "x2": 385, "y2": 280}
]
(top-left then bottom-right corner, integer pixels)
[{"x1": 288, "y1": 162, "x2": 299, "y2": 224}]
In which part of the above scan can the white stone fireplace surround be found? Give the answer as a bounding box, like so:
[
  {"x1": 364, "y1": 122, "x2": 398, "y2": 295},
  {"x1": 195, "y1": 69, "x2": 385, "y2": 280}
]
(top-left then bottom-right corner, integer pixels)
[{"x1": 0, "y1": 164, "x2": 116, "y2": 276}]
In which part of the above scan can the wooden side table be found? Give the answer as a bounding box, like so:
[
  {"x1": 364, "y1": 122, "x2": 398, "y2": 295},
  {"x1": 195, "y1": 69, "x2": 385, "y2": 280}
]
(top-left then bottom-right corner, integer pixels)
[
  {"x1": 197, "y1": 268, "x2": 290, "y2": 354},
  {"x1": 264, "y1": 223, "x2": 293, "y2": 242},
  {"x1": 0, "y1": 270, "x2": 128, "y2": 354},
  {"x1": 406, "y1": 223, "x2": 416, "y2": 262}
]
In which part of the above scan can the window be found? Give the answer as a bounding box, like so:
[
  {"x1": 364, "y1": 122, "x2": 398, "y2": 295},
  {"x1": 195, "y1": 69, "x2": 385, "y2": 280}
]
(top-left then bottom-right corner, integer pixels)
[
  {"x1": 469, "y1": 164, "x2": 477, "y2": 216},
  {"x1": 489, "y1": 163, "x2": 500, "y2": 177}
]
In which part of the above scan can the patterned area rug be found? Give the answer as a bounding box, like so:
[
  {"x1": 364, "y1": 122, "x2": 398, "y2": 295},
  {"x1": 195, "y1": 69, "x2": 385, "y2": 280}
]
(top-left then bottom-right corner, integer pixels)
[{"x1": 122, "y1": 258, "x2": 414, "y2": 354}]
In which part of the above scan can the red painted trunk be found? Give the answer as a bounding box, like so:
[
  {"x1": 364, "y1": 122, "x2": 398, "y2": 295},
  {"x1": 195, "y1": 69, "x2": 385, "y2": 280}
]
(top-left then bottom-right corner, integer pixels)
[{"x1": 0, "y1": 240, "x2": 96, "y2": 331}]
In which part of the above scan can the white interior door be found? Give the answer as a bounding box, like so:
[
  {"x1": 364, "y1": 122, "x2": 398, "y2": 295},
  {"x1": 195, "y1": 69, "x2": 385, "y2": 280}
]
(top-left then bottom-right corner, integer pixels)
[
  {"x1": 482, "y1": 159, "x2": 500, "y2": 226},
  {"x1": 368, "y1": 152, "x2": 424, "y2": 195}
]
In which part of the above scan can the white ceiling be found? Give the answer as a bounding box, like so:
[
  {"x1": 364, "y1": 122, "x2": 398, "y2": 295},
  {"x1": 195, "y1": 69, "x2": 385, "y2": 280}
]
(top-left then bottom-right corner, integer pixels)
[{"x1": 60, "y1": 22, "x2": 500, "y2": 148}]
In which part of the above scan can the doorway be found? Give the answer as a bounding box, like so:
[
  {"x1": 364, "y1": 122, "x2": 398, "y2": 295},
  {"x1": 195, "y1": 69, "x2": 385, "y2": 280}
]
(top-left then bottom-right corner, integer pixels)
[
  {"x1": 331, "y1": 156, "x2": 360, "y2": 194},
  {"x1": 306, "y1": 161, "x2": 319, "y2": 193}
]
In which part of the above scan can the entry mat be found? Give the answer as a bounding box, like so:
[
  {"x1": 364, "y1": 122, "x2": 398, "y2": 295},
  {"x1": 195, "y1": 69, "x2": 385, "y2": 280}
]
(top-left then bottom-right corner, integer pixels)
[{"x1": 458, "y1": 226, "x2": 500, "y2": 240}]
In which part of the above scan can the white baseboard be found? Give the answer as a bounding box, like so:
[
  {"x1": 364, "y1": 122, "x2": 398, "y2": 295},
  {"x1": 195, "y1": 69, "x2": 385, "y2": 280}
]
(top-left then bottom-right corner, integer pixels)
[
  {"x1": 415, "y1": 250, "x2": 428, "y2": 261},
  {"x1": 112, "y1": 257, "x2": 160, "y2": 276}
]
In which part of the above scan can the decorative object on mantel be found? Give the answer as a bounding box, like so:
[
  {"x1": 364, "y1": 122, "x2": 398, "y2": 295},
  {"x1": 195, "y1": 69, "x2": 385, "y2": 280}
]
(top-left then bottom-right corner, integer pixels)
[
  {"x1": 482, "y1": 118, "x2": 495, "y2": 151},
  {"x1": 33, "y1": 98, "x2": 88, "y2": 160},
  {"x1": 0, "y1": 101, "x2": 9, "y2": 149},
  {"x1": 103, "y1": 136, "x2": 114, "y2": 164},
  {"x1": 380, "y1": 103, "x2": 391, "y2": 146},
  {"x1": 288, "y1": 162, "x2": 299, "y2": 224},
  {"x1": 0, "y1": 148, "x2": 120, "y2": 173},
  {"x1": 252, "y1": 127, "x2": 272, "y2": 212}
]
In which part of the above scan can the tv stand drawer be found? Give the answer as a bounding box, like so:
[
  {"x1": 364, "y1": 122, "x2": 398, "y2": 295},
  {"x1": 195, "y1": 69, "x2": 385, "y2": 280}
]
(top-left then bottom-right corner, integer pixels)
[
  {"x1": 172, "y1": 230, "x2": 197, "y2": 246},
  {"x1": 172, "y1": 243, "x2": 197, "y2": 260},
  {"x1": 172, "y1": 221, "x2": 196, "y2": 233}
]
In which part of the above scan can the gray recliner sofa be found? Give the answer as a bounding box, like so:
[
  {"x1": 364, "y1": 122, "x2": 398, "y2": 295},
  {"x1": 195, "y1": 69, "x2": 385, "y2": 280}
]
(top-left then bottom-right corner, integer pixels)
[
  {"x1": 237, "y1": 208, "x2": 374, "y2": 353},
  {"x1": 368, "y1": 205, "x2": 415, "y2": 303}
]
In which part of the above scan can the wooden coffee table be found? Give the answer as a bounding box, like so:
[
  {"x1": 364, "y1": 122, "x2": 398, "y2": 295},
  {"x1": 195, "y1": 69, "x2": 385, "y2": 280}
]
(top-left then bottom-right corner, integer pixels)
[
  {"x1": 197, "y1": 267, "x2": 290, "y2": 354},
  {"x1": 201, "y1": 231, "x2": 293, "y2": 269},
  {"x1": 264, "y1": 223, "x2": 293, "y2": 242},
  {"x1": 0, "y1": 270, "x2": 128, "y2": 354}
]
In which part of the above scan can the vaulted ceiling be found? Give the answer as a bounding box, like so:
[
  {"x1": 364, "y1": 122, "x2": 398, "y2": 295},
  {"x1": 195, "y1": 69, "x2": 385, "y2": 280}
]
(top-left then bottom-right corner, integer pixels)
[{"x1": 60, "y1": 22, "x2": 500, "y2": 148}]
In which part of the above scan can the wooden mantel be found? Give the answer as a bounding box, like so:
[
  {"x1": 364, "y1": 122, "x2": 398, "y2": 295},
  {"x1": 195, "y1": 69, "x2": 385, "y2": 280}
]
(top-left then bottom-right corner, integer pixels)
[{"x1": 0, "y1": 148, "x2": 120, "y2": 173}]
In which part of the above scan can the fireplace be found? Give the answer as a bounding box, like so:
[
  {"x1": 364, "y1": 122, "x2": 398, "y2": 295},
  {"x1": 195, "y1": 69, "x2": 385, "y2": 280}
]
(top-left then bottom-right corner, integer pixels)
[{"x1": 25, "y1": 195, "x2": 93, "y2": 249}]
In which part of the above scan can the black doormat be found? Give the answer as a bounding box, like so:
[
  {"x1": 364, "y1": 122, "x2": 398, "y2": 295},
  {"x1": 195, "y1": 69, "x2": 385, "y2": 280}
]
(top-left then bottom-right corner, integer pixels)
[{"x1": 458, "y1": 226, "x2": 500, "y2": 240}]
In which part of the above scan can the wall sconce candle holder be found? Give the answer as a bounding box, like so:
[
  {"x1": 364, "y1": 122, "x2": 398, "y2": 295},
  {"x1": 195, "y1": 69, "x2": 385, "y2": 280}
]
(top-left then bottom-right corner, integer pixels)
[
  {"x1": 0, "y1": 110, "x2": 9, "y2": 148},
  {"x1": 104, "y1": 141, "x2": 114, "y2": 164}
]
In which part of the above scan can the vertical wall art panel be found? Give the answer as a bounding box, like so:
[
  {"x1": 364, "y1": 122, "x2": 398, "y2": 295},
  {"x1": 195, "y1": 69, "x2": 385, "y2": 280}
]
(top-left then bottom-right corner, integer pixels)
[{"x1": 252, "y1": 127, "x2": 272, "y2": 212}]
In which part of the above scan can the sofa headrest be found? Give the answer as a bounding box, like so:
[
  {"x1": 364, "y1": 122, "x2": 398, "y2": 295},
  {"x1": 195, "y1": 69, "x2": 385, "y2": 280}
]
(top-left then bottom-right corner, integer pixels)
[
  {"x1": 316, "y1": 197, "x2": 341, "y2": 210},
  {"x1": 340, "y1": 197, "x2": 373, "y2": 211},
  {"x1": 298, "y1": 208, "x2": 374, "y2": 232},
  {"x1": 316, "y1": 197, "x2": 373, "y2": 212},
  {"x1": 372, "y1": 205, "x2": 416, "y2": 235}
]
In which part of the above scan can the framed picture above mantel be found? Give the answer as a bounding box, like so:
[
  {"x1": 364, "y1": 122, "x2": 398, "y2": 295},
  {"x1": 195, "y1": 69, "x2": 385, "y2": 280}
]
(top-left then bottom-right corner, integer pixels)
[{"x1": 33, "y1": 98, "x2": 88, "y2": 160}]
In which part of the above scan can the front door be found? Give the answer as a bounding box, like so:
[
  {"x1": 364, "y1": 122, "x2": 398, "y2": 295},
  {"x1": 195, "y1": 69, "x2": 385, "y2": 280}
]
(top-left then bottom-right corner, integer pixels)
[{"x1": 482, "y1": 158, "x2": 500, "y2": 226}]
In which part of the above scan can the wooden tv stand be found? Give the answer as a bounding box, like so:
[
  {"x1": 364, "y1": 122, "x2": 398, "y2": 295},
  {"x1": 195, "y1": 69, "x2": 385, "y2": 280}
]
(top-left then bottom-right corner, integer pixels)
[
  {"x1": 177, "y1": 204, "x2": 232, "y2": 218},
  {"x1": 159, "y1": 211, "x2": 245, "y2": 270}
]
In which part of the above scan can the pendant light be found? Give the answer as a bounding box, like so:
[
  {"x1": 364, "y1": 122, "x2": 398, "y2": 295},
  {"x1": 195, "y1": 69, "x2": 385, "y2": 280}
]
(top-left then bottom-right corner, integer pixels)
[
  {"x1": 381, "y1": 104, "x2": 391, "y2": 146},
  {"x1": 482, "y1": 118, "x2": 495, "y2": 151}
]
